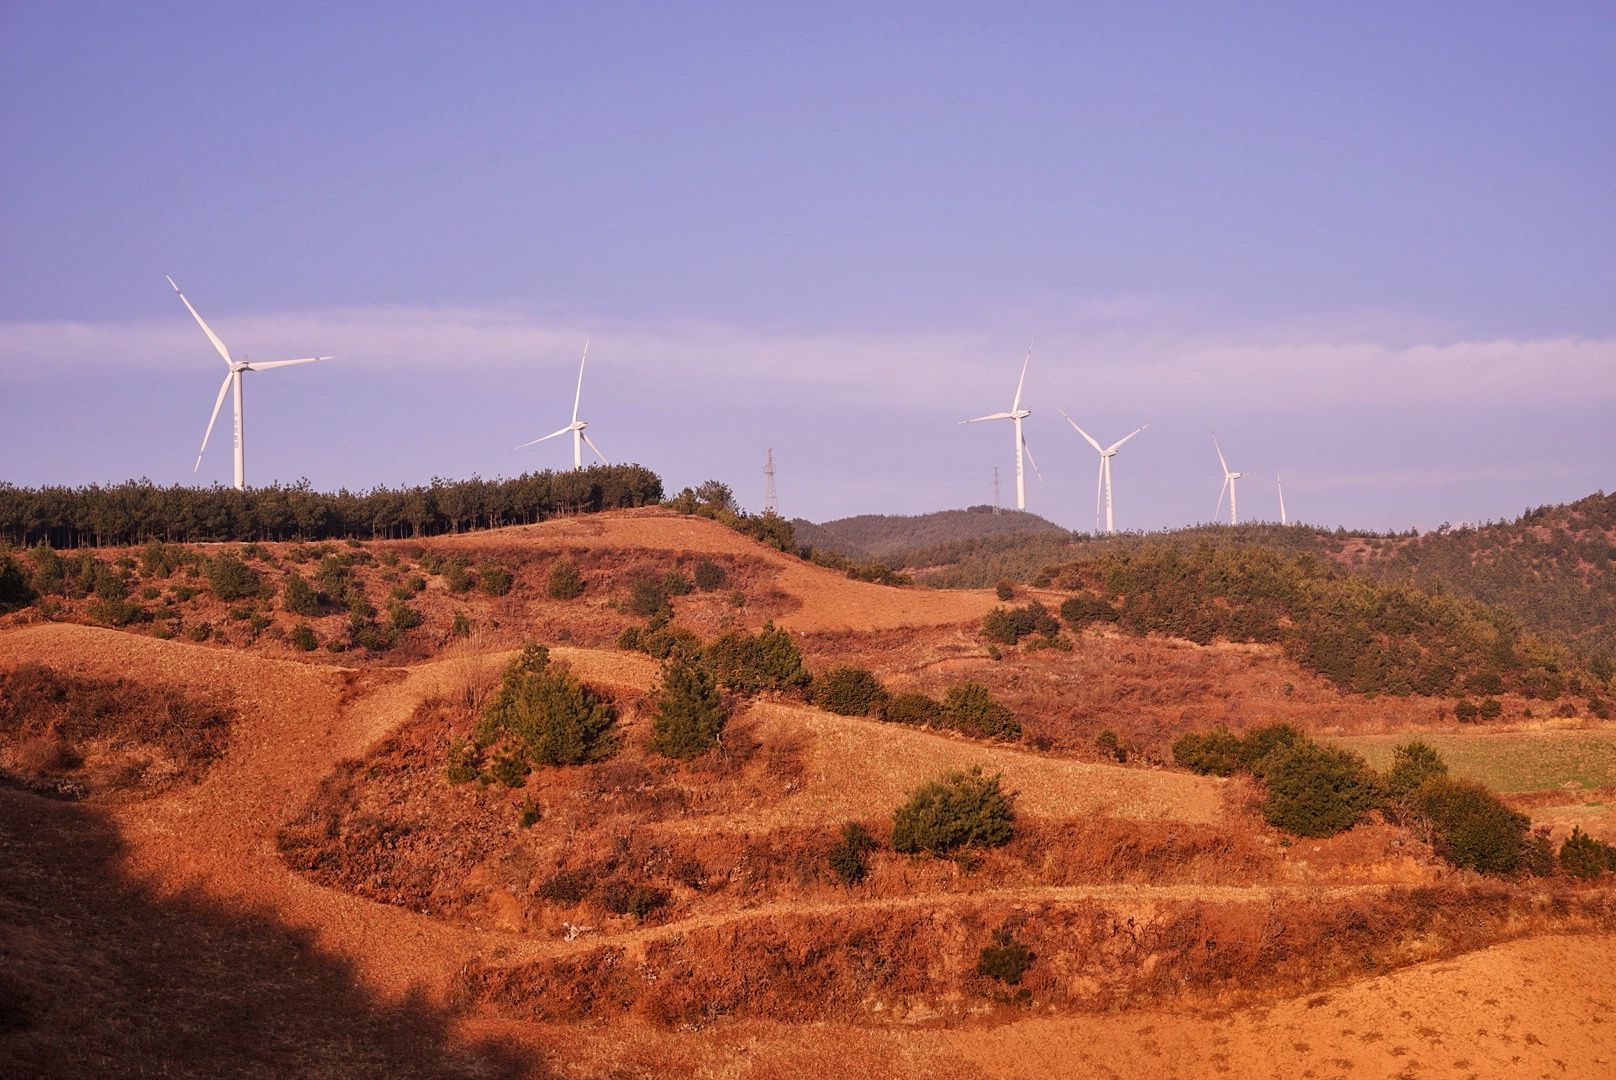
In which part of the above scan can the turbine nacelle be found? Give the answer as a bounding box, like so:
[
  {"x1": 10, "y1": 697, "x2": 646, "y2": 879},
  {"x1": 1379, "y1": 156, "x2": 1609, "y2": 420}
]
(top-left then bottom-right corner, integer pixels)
[{"x1": 959, "y1": 345, "x2": 1038, "y2": 510}]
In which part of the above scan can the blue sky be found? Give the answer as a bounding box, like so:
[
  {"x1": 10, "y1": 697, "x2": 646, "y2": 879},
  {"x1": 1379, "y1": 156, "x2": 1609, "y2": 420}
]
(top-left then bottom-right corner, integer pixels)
[{"x1": 3, "y1": 2, "x2": 1612, "y2": 532}]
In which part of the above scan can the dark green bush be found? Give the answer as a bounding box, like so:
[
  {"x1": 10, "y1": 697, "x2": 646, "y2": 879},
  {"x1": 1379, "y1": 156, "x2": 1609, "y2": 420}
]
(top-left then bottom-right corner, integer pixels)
[
  {"x1": 1060, "y1": 593, "x2": 1119, "y2": 628},
  {"x1": 1478, "y1": 697, "x2": 1503, "y2": 720},
  {"x1": 1095, "y1": 729, "x2": 1125, "y2": 762},
  {"x1": 995, "y1": 581, "x2": 1015, "y2": 601},
  {"x1": 705, "y1": 622, "x2": 809, "y2": 693},
  {"x1": 443, "y1": 558, "x2": 473, "y2": 594},
  {"x1": 281, "y1": 572, "x2": 319, "y2": 615},
  {"x1": 942, "y1": 682, "x2": 1021, "y2": 740},
  {"x1": 882, "y1": 691, "x2": 945, "y2": 726},
  {"x1": 0, "y1": 552, "x2": 38, "y2": 612},
  {"x1": 1172, "y1": 729, "x2": 1246, "y2": 776},
  {"x1": 1260, "y1": 742, "x2": 1378, "y2": 838},
  {"x1": 891, "y1": 766, "x2": 1016, "y2": 856},
  {"x1": 1414, "y1": 777, "x2": 1531, "y2": 874},
  {"x1": 827, "y1": 822, "x2": 878, "y2": 885},
  {"x1": 386, "y1": 598, "x2": 423, "y2": 633},
  {"x1": 1455, "y1": 699, "x2": 1480, "y2": 722},
  {"x1": 625, "y1": 574, "x2": 671, "y2": 618},
  {"x1": 205, "y1": 555, "x2": 262, "y2": 601},
  {"x1": 649, "y1": 657, "x2": 728, "y2": 759},
  {"x1": 1559, "y1": 826, "x2": 1616, "y2": 880},
  {"x1": 477, "y1": 644, "x2": 617, "y2": 767},
  {"x1": 662, "y1": 570, "x2": 693, "y2": 596},
  {"x1": 599, "y1": 880, "x2": 670, "y2": 920},
  {"x1": 811, "y1": 666, "x2": 889, "y2": 717},
  {"x1": 546, "y1": 560, "x2": 586, "y2": 600},
  {"x1": 981, "y1": 601, "x2": 1061, "y2": 646},
  {"x1": 485, "y1": 748, "x2": 529, "y2": 787},
  {"x1": 977, "y1": 925, "x2": 1035, "y2": 985},
  {"x1": 288, "y1": 624, "x2": 318, "y2": 652},
  {"x1": 1383, "y1": 739, "x2": 1448, "y2": 799},
  {"x1": 692, "y1": 559, "x2": 726, "y2": 591},
  {"x1": 1236, "y1": 723, "x2": 1305, "y2": 776},
  {"x1": 478, "y1": 564, "x2": 514, "y2": 596}
]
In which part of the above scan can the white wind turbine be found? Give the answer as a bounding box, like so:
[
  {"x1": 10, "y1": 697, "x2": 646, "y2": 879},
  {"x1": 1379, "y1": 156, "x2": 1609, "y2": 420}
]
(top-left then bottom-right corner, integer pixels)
[
  {"x1": 961, "y1": 346, "x2": 1039, "y2": 510},
  {"x1": 1060, "y1": 412, "x2": 1147, "y2": 534},
  {"x1": 1277, "y1": 474, "x2": 1288, "y2": 525},
  {"x1": 1214, "y1": 435, "x2": 1245, "y2": 525},
  {"x1": 515, "y1": 341, "x2": 607, "y2": 469},
  {"x1": 168, "y1": 276, "x2": 331, "y2": 491}
]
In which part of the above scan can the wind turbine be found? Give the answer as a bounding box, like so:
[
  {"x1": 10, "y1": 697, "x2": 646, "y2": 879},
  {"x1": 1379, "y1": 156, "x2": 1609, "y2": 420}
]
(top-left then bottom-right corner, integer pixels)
[
  {"x1": 515, "y1": 341, "x2": 607, "y2": 469},
  {"x1": 1060, "y1": 413, "x2": 1147, "y2": 534},
  {"x1": 1277, "y1": 474, "x2": 1288, "y2": 525},
  {"x1": 1214, "y1": 435, "x2": 1245, "y2": 525},
  {"x1": 961, "y1": 346, "x2": 1039, "y2": 510},
  {"x1": 168, "y1": 276, "x2": 331, "y2": 491}
]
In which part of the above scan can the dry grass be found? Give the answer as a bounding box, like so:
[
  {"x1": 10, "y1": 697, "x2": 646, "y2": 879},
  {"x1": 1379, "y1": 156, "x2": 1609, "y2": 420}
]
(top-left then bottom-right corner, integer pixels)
[{"x1": 1325, "y1": 730, "x2": 1616, "y2": 793}]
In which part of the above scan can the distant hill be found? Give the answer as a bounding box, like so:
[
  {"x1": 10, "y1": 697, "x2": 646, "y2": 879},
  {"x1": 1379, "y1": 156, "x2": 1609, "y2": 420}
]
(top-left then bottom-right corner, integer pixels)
[{"x1": 790, "y1": 507, "x2": 1071, "y2": 564}]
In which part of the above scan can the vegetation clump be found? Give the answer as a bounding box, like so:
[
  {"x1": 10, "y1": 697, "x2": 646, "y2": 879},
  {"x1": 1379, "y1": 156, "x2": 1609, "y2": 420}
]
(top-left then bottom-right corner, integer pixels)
[
  {"x1": 941, "y1": 682, "x2": 1022, "y2": 740},
  {"x1": 1412, "y1": 777, "x2": 1532, "y2": 875},
  {"x1": 546, "y1": 559, "x2": 586, "y2": 600},
  {"x1": 977, "y1": 925, "x2": 1035, "y2": 986},
  {"x1": 1558, "y1": 827, "x2": 1616, "y2": 880},
  {"x1": 1259, "y1": 742, "x2": 1379, "y2": 838},
  {"x1": 478, "y1": 564, "x2": 514, "y2": 596},
  {"x1": 810, "y1": 665, "x2": 889, "y2": 717},
  {"x1": 881, "y1": 691, "x2": 946, "y2": 727},
  {"x1": 281, "y1": 571, "x2": 319, "y2": 615},
  {"x1": 204, "y1": 554, "x2": 262, "y2": 601},
  {"x1": 705, "y1": 622, "x2": 808, "y2": 693},
  {"x1": 980, "y1": 601, "x2": 1060, "y2": 646},
  {"x1": 692, "y1": 559, "x2": 726, "y2": 591},
  {"x1": 476, "y1": 644, "x2": 617, "y2": 767},
  {"x1": 827, "y1": 822, "x2": 878, "y2": 885},
  {"x1": 890, "y1": 766, "x2": 1016, "y2": 856},
  {"x1": 649, "y1": 657, "x2": 729, "y2": 759}
]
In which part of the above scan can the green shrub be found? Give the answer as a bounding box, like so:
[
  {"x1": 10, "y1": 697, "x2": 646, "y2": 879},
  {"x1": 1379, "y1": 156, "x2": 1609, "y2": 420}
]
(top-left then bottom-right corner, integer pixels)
[
  {"x1": 649, "y1": 657, "x2": 728, "y2": 759},
  {"x1": 484, "y1": 748, "x2": 529, "y2": 787},
  {"x1": 827, "y1": 822, "x2": 878, "y2": 885},
  {"x1": 387, "y1": 598, "x2": 423, "y2": 633},
  {"x1": 1260, "y1": 742, "x2": 1378, "y2": 838},
  {"x1": 882, "y1": 691, "x2": 945, "y2": 726},
  {"x1": 187, "y1": 623, "x2": 212, "y2": 642},
  {"x1": 705, "y1": 622, "x2": 809, "y2": 693},
  {"x1": 811, "y1": 666, "x2": 888, "y2": 716},
  {"x1": 443, "y1": 558, "x2": 474, "y2": 594},
  {"x1": 1478, "y1": 697, "x2": 1503, "y2": 720},
  {"x1": 942, "y1": 682, "x2": 1021, "y2": 740},
  {"x1": 477, "y1": 644, "x2": 617, "y2": 766},
  {"x1": 88, "y1": 597, "x2": 146, "y2": 627},
  {"x1": 1455, "y1": 699, "x2": 1480, "y2": 722},
  {"x1": 478, "y1": 564, "x2": 514, "y2": 596},
  {"x1": 288, "y1": 624, "x2": 318, "y2": 651},
  {"x1": 598, "y1": 880, "x2": 669, "y2": 920},
  {"x1": 981, "y1": 601, "x2": 1061, "y2": 646},
  {"x1": 625, "y1": 574, "x2": 671, "y2": 618},
  {"x1": 1172, "y1": 729, "x2": 1246, "y2": 776},
  {"x1": 1559, "y1": 826, "x2": 1616, "y2": 880},
  {"x1": 282, "y1": 572, "x2": 319, "y2": 615},
  {"x1": 444, "y1": 738, "x2": 479, "y2": 784},
  {"x1": 517, "y1": 797, "x2": 542, "y2": 829},
  {"x1": 546, "y1": 560, "x2": 586, "y2": 600},
  {"x1": 205, "y1": 555, "x2": 262, "y2": 601},
  {"x1": 0, "y1": 552, "x2": 38, "y2": 612},
  {"x1": 1236, "y1": 723, "x2": 1306, "y2": 776},
  {"x1": 1383, "y1": 739, "x2": 1448, "y2": 799},
  {"x1": 995, "y1": 581, "x2": 1015, "y2": 601},
  {"x1": 313, "y1": 555, "x2": 356, "y2": 602},
  {"x1": 1414, "y1": 777, "x2": 1531, "y2": 874},
  {"x1": 977, "y1": 925, "x2": 1034, "y2": 985},
  {"x1": 449, "y1": 611, "x2": 472, "y2": 639},
  {"x1": 1060, "y1": 593, "x2": 1119, "y2": 628},
  {"x1": 662, "y1": 570, "x2": 693, "y2": 597},
  {"x1": 891, "y1": 766, "x2": 1016, "y2": 856},
  {"x1": 1095, "y1": 729, "x2": 1125, "y2": 762},
  {"x1": 692, "y1": 559, "x2": 726, "y2": 591}
]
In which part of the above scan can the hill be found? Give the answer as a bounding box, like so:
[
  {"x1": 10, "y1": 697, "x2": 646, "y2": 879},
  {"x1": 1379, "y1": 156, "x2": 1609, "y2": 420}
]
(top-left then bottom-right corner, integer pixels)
[
  {"x1": 793, "y1": 506, "x2": 1071, "y2": 564},
  {"x1": 3, "y1": 507, "x2": 1616, "y2": 1077}
]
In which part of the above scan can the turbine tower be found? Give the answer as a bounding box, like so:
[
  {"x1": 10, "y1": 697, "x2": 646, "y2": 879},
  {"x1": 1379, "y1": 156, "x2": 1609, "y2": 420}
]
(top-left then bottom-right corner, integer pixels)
[
  {"x1": 961, "y1": 345, "x2": 1039, "y2": 510},
  {"x1": 1277, "y1": 474, "x2": 1288, "y2": 525},
  {"x1": 1060, "y1": 412, "x2": 1147, "y2": 534},
  {"x1": 1214, "y1": 435, "x2": 1245, "y2": 525},
  {"x1": 168, "y1": 276, "x2": 331, "y2": 491},
  {"x1": 515, "y1": 341, "x2": 607, "y2": 469}
]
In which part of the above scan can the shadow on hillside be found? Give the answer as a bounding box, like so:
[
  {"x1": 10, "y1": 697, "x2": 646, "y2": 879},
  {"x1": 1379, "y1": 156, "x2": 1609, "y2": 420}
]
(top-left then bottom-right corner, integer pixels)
[{"x1": 0, "y1": 789, "x2": 544, "y2": 1079}]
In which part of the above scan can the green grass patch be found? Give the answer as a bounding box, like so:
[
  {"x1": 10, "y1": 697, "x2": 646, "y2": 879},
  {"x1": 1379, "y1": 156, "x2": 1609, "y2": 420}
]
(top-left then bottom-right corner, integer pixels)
[{"x1": 1323, "y1": 731, "x2": 1616, "y2": 793}]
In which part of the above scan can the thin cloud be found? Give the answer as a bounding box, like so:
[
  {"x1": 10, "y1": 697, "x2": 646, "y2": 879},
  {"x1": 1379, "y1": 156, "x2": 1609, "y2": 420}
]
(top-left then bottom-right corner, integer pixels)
[{"x1": 2, "y1": 306, "x2": 1612, "y2": 416}]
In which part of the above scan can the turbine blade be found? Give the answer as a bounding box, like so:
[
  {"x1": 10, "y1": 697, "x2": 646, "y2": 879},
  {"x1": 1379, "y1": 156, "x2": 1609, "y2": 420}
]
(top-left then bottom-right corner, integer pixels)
[
  {"x1": 195, "y1": 372, "x2": 233, "y2": 472},
  {"x1": 241, "y1": 356, "x2": 330, "y2": 371},
  {"x1": 1059, "y1": 410, "x2": 1105, "y2": 453},
  {"x1": 580, "y1": 430, "x2": 608, "y2": 464},
  {"x1": 1022, "y1": 435, "x2": 1043, "y2": 481},
  {"x1": 1214, "y1": 434, "x2": 1229, "y2": 475},
  {"x1": 167, "y1": 276, "x2": 233, "y2": 366},
  {"x1": 961, "y1": 411, "x2": 1014, "y2": 424},
  {"x1": 1011, "y1": 344, "x2": 1032, "y2": 411},
  {"x1": 1107, "y1": 424, "x2": 1149, "y2": 453},
  {"x1": 572, "y1": 339, "x2": 589, "y2": 424},
  {"x1": 514, "y1": 425, "x2": 574, "y2": 450},
  {"x1": 1215, "y1": 476, "x2": 1229, "y2": 521}
]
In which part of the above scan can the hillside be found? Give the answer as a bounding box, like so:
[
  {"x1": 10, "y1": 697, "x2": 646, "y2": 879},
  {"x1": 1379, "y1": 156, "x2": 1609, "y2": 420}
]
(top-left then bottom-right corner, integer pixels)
[
  {"x1": 792, "y1": 507, "x2": 1070, "y2": 564},
  {"x1": 3, "y1": 507, "x2": 1616, "y2": 1077}
]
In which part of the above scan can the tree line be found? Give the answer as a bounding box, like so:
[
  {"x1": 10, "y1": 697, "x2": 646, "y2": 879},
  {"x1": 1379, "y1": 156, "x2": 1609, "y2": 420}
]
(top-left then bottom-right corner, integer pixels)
[{"x1": 0, "y1": 466, "x2": 663, "y2": 548}]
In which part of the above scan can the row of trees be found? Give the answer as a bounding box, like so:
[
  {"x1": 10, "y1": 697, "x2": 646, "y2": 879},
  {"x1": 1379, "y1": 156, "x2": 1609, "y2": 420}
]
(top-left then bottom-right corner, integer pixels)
[{"x1": 0, "y1": 466, "x2": 663, "y2": 547}]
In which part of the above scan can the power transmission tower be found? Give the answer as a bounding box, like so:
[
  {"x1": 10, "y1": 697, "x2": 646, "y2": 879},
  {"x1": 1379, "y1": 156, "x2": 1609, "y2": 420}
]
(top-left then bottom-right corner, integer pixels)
[
  {"x1": 992, "y1": 467, "x2": 1001, "y2": 515},
  {"x1": 763, "y1": 449, "x2": 778, "y2": 515}
]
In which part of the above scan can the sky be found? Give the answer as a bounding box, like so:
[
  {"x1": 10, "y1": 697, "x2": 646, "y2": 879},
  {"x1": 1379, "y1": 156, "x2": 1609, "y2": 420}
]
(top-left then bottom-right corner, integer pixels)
[{"x1": 2, "y1": 2, "x2": 1613, "y2": 534}]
